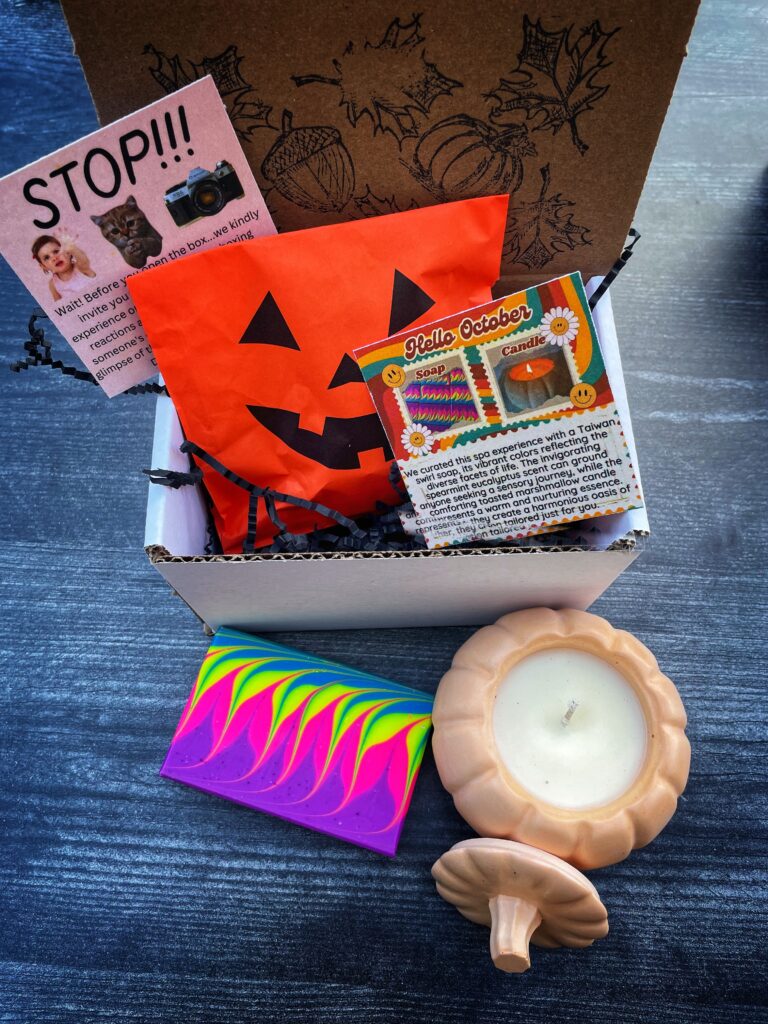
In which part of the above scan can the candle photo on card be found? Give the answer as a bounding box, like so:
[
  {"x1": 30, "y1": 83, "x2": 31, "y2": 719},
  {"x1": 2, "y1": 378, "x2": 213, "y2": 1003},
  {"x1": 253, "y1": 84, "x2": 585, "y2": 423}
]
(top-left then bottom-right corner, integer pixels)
[
  {"x1": 490, "y1": 341, "x2": 575, "y2": 417},
  {"x1": 432, "y1": 608, "x2": 690, "y2": 870}
]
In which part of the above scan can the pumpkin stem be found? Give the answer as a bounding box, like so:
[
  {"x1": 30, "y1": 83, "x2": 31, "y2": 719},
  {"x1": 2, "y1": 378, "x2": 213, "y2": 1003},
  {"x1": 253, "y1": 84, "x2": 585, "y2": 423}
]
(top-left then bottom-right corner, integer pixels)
[
  {"x1": 292, "y1": 73, "x2": 342, "y2": 87},
  {"x1": 281, "y1": 110, "x2": 294, "y2": 134},
  {"x1": 496, "y1": 126, "x2": 532, "y2": 152},
  {"x1": 488, "y1": 895, "x2": 542, "y2": 973}
]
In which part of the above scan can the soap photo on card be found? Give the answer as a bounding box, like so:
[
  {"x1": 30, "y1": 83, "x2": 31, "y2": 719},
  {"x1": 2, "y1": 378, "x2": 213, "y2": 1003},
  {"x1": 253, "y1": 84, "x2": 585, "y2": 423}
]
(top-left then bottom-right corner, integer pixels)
[{"x1": 398, "y1": 351, "x2": 483, "y2": 437}]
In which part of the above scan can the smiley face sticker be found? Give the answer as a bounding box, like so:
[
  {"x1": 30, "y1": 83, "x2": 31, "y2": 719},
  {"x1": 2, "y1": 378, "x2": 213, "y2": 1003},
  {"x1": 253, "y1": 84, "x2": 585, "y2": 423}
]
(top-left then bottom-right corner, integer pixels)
[
  {"x1": 570, "y1": 383, "x2": 597, "y2": 409},
  {"x1": 383, "y1": 363, "x2": 406, "y2": 388}
]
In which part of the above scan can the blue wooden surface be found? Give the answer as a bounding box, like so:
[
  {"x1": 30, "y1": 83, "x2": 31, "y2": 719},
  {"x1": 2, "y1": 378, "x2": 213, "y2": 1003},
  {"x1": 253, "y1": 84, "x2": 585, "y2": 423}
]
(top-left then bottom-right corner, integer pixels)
[{"x1": 1, "y1": 1, "x2": 766, "y2": 1021}]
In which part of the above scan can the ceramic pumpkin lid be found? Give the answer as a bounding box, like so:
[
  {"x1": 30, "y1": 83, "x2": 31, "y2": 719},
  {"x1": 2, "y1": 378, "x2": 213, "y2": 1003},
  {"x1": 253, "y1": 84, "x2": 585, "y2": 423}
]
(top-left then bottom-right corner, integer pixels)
[{"x1": 432, "y1": 838, "x2": 609, "y2": 973}]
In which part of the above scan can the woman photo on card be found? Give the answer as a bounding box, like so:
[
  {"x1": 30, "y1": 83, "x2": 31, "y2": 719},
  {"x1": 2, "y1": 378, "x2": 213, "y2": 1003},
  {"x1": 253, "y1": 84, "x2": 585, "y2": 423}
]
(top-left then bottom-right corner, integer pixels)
[{"x1": 31, "y1": 232, "x2": 96, "y2": 300}]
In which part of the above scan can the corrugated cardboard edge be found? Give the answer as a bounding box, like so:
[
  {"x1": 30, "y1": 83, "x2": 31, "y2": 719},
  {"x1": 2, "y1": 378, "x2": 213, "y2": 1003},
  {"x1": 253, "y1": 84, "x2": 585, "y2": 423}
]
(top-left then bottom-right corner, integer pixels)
[{"x1": 146, "y1": 532, "x2": 642, "y2": 564}]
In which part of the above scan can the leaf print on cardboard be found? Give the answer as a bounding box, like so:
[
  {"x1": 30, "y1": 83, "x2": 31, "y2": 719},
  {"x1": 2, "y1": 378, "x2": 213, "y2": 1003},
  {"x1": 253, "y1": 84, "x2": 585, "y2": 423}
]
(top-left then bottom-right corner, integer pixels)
[
  {"x1": 408, "y1": 115, "x2": 535, "y2": 201},
  {"x1": 504, "y1": 165, "x2": 591, "y2": 270},
  {"x1": 488, "y1": 16, "x2": 617, "y2": 155},
  {"x1": 261, "y1": 110, "x2": 355, "y2": 213},
  {"x1": 144, "y1": 43, "x2": 272, "y2": 139},
  {"x1": 293, "y1": 14, "x2": 462, "y2": 143},
  {"x1": 353, "y1": 187, "x2": 418, "y2": 218}
]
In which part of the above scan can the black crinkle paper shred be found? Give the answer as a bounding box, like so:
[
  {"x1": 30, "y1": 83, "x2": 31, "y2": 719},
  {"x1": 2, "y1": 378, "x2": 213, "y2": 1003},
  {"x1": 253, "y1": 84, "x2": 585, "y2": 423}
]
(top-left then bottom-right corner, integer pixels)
[
  {"x1": 146, "y1": 446, "x2": 593, "y2": 555},
  {"x1": 588, "y1": 228, "x2": 640, "y2": 311},
  {"x1": 263, "y1": 501, "x2": 426, "y2": 554},
  {"x1": 10, "y1": 311, "x2": 167, "y2": 395}
]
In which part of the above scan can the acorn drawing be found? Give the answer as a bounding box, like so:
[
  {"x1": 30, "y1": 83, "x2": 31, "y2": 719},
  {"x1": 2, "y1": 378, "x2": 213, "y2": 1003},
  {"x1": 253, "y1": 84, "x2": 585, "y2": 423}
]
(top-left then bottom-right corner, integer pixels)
[
  {"x1": 410, "y1": 115, "x2": 535, "y2": 201},
  {"x1": 261, "y1": 110, "x2": 355, "y2": 213}
]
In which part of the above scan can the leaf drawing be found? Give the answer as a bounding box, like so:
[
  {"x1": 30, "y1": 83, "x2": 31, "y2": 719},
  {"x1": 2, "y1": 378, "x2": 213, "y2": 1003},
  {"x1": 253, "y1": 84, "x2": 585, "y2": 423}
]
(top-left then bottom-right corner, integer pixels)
[
  {"x1": 192, "y1": 46, "x2": 251, "y2": 96},
  {"x1": 488, "y1": 16, "x2": 617, "y2": 155},
  {"x1": 352, "y1": 187, "x2": 418, "y2": 218},
  {"x1": 504, "y1": 165, "x2": 591, "y2": 269},
  {"x1": 143, "y1": 44, "x2": 195, "y2": 92},
  {"x1": 144, "y1": 43, "x2": 272, "y2": 139},
  {"x1": 293, "y1": 15, "x2": 462, "y2": 143}
]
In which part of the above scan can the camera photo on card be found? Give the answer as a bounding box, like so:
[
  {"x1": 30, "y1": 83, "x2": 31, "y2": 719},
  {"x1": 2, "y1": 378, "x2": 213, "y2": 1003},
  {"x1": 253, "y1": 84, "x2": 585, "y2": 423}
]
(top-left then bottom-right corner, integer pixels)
[{"x1": 164, "y1": 160, "x2": 244, "y2": 227}]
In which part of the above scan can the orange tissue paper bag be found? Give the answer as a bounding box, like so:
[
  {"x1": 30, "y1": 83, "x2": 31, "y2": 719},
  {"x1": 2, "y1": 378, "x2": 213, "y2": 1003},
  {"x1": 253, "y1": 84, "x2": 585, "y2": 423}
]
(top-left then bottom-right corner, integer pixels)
[{"x1": 128, "y1": 194, "x2": 508, "y2": 552}]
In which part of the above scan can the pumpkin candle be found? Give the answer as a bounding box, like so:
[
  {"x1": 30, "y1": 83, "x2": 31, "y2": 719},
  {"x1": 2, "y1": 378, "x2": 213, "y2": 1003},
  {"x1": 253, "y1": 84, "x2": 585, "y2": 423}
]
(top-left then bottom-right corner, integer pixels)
[{"x1": 432, "y1": 608, "x2": 690, "y2": 869}]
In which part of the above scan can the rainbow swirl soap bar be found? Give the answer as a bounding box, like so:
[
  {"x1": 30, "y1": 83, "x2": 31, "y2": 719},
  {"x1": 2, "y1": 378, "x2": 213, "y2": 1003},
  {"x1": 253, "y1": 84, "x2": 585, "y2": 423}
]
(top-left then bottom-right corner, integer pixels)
[{"x1": 161, "y1": 628, "x2": 433, "y2": 855}]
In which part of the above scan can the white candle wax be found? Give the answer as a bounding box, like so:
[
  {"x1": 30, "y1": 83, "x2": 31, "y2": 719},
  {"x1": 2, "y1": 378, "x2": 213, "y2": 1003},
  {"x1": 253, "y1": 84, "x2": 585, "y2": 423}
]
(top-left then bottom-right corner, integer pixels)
[{"x1": 492, "y1": 648, "x2": 648, "y2": 810}]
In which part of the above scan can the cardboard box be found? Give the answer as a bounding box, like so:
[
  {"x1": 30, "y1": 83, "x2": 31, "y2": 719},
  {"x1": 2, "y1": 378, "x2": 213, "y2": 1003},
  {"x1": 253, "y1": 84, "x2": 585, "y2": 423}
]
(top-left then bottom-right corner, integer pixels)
[
  {"x1": 58, "y1": 2, "x2": 681, "y2": 628},
  {"x1": 61, "y1": 1, "x2": 699, "y2": 293},
  {"x1": 144, "y1": 285, "x2": 648, "y2": 631}
]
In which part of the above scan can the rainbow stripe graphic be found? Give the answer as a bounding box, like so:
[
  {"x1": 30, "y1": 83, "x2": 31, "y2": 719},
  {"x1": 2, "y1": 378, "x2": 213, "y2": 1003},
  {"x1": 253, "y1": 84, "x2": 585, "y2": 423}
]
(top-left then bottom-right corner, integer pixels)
[
  {"x1": 161, "y1": 628, "x2": 433, "y2": 856},
  {"x1": 402, "y1": 368, "x2": 479, "y2": 431}
]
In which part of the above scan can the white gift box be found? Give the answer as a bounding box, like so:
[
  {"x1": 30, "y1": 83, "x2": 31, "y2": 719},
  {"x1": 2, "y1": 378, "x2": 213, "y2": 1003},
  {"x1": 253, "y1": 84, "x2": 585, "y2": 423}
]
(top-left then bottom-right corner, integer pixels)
[{"x1": 144, "y1": 286, "x2": 648, "y2": 631}]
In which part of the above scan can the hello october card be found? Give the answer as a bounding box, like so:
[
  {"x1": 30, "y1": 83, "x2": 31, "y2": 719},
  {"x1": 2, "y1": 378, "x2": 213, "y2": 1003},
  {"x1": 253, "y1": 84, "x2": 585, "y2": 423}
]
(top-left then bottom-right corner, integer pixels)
[
  {"x1": 354, "y1": 272, "x2": 644, "y2": 548},
  {"x1": 0, "y1": 76, "x2": 274, "y2": 396}
]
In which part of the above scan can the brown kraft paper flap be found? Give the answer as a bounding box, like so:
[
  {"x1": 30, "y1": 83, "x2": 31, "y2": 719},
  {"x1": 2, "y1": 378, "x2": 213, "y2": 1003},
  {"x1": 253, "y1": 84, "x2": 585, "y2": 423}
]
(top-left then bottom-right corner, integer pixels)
[{"x1": 60, "y1": 0, "x2": 699, "y2": 291}]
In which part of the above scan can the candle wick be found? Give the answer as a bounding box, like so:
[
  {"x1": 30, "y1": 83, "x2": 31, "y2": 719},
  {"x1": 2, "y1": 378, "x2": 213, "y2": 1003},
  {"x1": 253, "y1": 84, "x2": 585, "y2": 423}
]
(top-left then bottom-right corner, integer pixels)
[{"x1": 561, "y1": 700, "x2": 579, "y2": 727}]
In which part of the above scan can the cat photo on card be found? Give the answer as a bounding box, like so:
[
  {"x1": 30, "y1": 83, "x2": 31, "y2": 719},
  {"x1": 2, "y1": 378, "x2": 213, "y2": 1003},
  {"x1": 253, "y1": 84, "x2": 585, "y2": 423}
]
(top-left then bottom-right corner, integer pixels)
[{"x1": 91, "y1": 195, "x2": 162, "y2": 269}]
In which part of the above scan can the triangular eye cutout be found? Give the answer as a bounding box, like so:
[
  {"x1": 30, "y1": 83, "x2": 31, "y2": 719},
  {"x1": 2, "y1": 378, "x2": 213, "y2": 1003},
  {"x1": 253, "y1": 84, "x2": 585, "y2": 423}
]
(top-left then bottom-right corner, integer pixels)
[
  {"x1": 328, "y1": 353, "x2": 364, "y2": 389},
  {"x1": 239, "y1": 291, "x2": 300, "y2": 349},
  {"x1": 388, "y1": 269, "x2": 436, "y2": 335}
]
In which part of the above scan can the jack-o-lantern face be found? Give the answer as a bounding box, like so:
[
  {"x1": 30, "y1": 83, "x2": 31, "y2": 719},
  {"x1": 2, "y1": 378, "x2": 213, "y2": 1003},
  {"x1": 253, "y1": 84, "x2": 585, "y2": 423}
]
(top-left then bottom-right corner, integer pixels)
[
  {"x1": 241, "y1": 270, "x2": 438, "y2": 469},
  {"x1": 129, "y1": 195, "x2": 508, "y2": 552}
]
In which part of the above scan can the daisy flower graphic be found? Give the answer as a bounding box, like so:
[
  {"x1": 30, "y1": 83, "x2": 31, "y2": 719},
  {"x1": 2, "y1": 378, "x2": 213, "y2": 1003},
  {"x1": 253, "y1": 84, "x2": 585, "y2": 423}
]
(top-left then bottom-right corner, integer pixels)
[
  {"x1": 540, "y1": 306, "x2": 579, "y2": 347},
  {"x1": 401, "y1": 424, "x2": 434, "y2": 457}
]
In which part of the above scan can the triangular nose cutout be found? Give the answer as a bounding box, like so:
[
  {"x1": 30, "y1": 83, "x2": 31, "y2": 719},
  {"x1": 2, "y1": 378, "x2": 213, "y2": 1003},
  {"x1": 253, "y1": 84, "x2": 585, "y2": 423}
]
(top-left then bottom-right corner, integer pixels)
[
  {"x1": 328, "y1": 352, "x2": 363, "y2": 389},
  {"x1": 239, "y1": 291, "x2": 300, "y2": 349},
  {"x1": 388, "y1": 269, "x2": 436, "y2": 335}
]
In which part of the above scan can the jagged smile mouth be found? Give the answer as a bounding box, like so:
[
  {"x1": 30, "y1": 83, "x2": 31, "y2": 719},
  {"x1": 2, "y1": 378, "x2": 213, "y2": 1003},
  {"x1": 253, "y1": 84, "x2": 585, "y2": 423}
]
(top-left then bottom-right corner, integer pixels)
[{"x1": 247, "y1": 404, "x2": 392, "y2": 470}]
